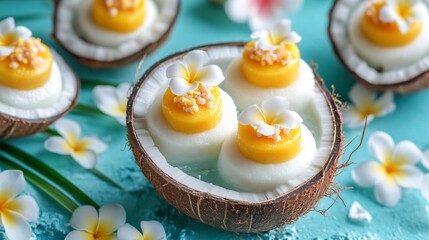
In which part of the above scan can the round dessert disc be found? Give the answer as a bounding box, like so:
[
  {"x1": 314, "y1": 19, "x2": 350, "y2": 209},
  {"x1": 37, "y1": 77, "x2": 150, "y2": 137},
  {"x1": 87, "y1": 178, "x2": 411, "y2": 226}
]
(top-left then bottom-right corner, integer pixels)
[
  {"x1": 328, "y1": 0, "x2": 429, "y2": 93},
  {"x1": 126, "y1": 42, "x2": 343, "y2": 233},
  {"x1": 0, "y1": 50, "x2": 80, "y2": 139},
  {"x1": 53, "y1": 0, "x2": 180, "y2": 68}
]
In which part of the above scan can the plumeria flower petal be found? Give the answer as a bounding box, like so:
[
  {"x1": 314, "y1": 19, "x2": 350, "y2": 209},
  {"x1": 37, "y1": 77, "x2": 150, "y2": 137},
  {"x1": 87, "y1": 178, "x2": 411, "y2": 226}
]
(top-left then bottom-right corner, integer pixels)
[
  {"x1": 238, "y1": 105, "x2": 264, "y2": 125},
  {"x1": 69, "y1": 205, "x2": 98, "y2": 232},
  {"x1": 352, "y1": 161, "x2": 384, "y2": 187},
  {"x1": 352, "y1": 131, "x2": 424, "y2": 207},
  {"x1": 0, "y1": 17, "x2": 14, "y2": 35},
  {"x1": 394, "y1": 165, "x2": 424, "y2": 189},
  {"x1": 182, "y1": 50, "x2": 209, "y2": 70},
  {"x1": 391, "y1": 140, "x2": 423, "y2": 166},
  {"x1": 44, "y1": 118, "x2": 107, "y2": 169},
  {"x1": 343, "y1": 84, "x2": 395, "y2": 128},
  {"x1": 368, "y1": 131, "x2": 394, "y2": 164},
  {"x1": 421, "y1": 149, "x2": 429, "y2": 170},
  {"x1": 166, "y1": 50, "x2": 225, "y2": 96},
  {"x1": 93, "y1": 83, "x2": 130, "y2": 126},
  {"x1": 169, "y1": 77, "x2": 199, "y2": 96},
  {"x1": 0, "y1": 46, "x2": 14, "y2": 57},
  {"x1": 379, "y1": 0, "x2": 418, "y2": 34},
  {"x1": 238, "y1": 96, "x2": 302, "y2": 140},
  {"x1": 251, "y1": 19, "x2": 301, "y2": 50},
  {"x1": 70, "y1": 150, "x2": 98, "y2": 169},
  {"x1": 421, "y1": 174, "x2": 429, "y2": 202},
  {"x1": 0, "y1": 17, "x2": 32, "y2": 46},
  {"x1": 225, "y1": 0, "x2": 303, "y2": 31},
  {"x1": 44, "y1": 136, "x2": 71, "y2": 155},
  {"x1": 374, "y1": 180, "x2": 402, "y2": 207},
  {"x1": 66, "y1": 204, "x2": 126, "y2": 240},
  {"x1": 0, "y1": 170, "x2": 39, "y2": 240},
  {"x1": 56, "y1": 118, "x2": 81, "y2": 143},
  {"x1": 118, "y1": 221, "x2": 166, "y2": 240}
]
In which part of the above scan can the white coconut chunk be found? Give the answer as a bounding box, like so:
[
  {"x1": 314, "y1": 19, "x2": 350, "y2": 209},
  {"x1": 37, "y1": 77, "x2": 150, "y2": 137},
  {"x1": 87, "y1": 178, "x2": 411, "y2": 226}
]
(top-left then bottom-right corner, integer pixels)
[
  {"x1": 55, "y1": 0, "x2": 178, "y2": 61},
  {"x1": 218, "y1": 124, "x2": 316, "y2": 192},
  {"x1": 348, "y1": 1, "x2": 429, "y2": 71},
  {"x1": 146, "y1": 89, "x2": 238, "y2": 165},
  {"x1": 222, "y1": 58, "x2": 315, "y2": 112},
  {"x1": 0, "y1": 50, "x2": 78, "y2": 119},
  {"x1": 330, "y1": 0, "x2": 429, "y2": 85},
  {"x1": 131, "y1": 45, "x2": 335, "y2": 201},
  {"x1": 348, "y1": 201, "x2": 372, "y2": 223}
]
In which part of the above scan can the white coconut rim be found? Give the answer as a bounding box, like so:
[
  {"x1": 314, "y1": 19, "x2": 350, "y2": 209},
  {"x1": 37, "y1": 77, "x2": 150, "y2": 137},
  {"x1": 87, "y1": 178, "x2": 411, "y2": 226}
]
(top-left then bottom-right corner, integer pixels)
[
  {"x1": 130, "y1": 44, "x2": 335, "y2": 202},
  {"x1": 329, "y1": 0, "x2": 429, "y2": 85},
  {"x1": 55, "y1": 0, "x2": 178, "y2": 62},
  {"x1": 0, "y1": 49, "x2": 78, "y2": 120}
]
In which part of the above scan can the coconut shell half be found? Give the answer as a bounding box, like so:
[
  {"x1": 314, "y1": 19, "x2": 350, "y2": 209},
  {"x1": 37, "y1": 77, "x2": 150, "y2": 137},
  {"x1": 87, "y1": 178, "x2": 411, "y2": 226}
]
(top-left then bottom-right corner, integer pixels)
[
  {"x1": 0, "y1": 50, "x2": 80, "y2": 139},
  {"x1": 126, "y1": 43, "x2": 343, "y2": 232},
  {"x1": 53, "y1": 0, "x2": 180, "y2": 68},
  {"x1": 328, "y1": 0, "x2": 429, "y2": 93}
]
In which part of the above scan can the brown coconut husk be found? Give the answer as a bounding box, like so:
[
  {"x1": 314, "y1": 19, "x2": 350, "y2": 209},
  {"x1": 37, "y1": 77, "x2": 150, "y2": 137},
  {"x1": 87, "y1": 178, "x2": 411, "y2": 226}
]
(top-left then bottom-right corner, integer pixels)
[
  {"x1": 126, "y1": 42, "x2": 343, "y2": 233},
  {"x1": 328, "y1": 0, "x2": 429, "y2": 94},
  {"x1": 52, "y1": 0, "x2": 180, "y2": 68}
]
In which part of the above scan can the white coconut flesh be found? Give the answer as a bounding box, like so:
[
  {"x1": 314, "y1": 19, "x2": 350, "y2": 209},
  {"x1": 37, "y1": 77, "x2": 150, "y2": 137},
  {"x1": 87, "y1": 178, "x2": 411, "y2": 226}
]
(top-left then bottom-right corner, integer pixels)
[
  {"x1": 55, "y1": 0, "x2": 178, "y2": 61},
  {"x1": 146, "y1": 89, "x2": 238, "y2": 165},
  {"x1": 132, "y1": 45, "x2": 335, "y2": 201},
  {"x1": 330, "y1": 0, "x2": 429, "y2": 85},
  {"x1": 222, "y1": 58, "x2": 315, "y2": 112},
  {"x1": 0, "y1": 50, "x2": 78, "y2": 119}
]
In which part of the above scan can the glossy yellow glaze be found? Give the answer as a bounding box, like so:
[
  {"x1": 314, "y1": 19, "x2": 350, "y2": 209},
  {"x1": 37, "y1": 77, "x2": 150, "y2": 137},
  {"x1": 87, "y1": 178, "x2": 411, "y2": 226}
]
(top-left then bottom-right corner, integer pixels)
[
  {"x1": 162, "y1": 86, "x2": 222, "y2": 134},
  {"x1": 236, "y1": 124, "x2": 302, "y2": 164},
  {"x1": 91, "y1": 0, "x2": 146, "y2": 33}
]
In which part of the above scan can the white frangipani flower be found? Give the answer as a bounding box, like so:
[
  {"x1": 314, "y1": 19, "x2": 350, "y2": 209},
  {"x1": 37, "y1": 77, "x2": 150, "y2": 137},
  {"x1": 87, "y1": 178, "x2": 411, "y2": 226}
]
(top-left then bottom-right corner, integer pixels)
[
  {"x1": 251, "y1": 19, "x2": 301, "y2": 51},
  {"x1": 44, "y1": 118, "x2": 108, "y2": 169},
  {"x1": 422, "y1": 174, "x2": 429, "y2": 201},
  {"x1": 166, "y1": 50, "x2": 225, "y2": 96},
  {"x1": 0, "y1": 170, "x2": 39, "y2": 240},
  {"x1": 343, "y1": 84, "x2": 395, "y2": 128},
  {"x1": 0, "y1": 17, "x2": 32, "y2": 57},
  {"x1": 118, "y1": 221, "x2": 166, "y2": 240},
  {"x1": 225, "y1": 0, "x2": 303, "y2": 31},
  {"x1": 352, "y1": 131, "x2": 424, "y2": 207},
  {"x1": 93, "y1": 83, "x2": 130, "y2": 125},
  {"x1": 238, "y1": 96, "x2": 302, "y2": 142},
  {"x1": 379, "y1": 0, "x2": 420, "y2": 34},
  {"x1": 65, "y1": 204, "x2": 126, "y2": 240}
]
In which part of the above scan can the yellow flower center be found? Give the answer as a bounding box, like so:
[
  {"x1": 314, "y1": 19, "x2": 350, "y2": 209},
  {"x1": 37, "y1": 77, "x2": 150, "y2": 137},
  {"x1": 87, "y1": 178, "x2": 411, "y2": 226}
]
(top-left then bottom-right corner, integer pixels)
[
  {"x1": 358, "y1": 104, "x2": 381, "y2": 119},
  {"x1": 66, "y1": 138, "x2": 89, "y2": 155}
]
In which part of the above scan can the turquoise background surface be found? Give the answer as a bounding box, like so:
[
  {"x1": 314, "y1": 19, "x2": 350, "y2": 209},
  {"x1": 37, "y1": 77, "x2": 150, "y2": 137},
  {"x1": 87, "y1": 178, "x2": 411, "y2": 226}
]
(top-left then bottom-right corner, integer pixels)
[{"x1": 1, "y1": 0, "x2": 429, "y2": 239}]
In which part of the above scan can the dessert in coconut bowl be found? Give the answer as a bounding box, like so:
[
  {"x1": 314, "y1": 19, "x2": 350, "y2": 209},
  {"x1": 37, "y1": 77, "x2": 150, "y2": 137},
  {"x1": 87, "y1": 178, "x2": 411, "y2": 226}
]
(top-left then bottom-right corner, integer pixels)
[
  {"x1": 53, "y1": 0, "x2": 180, "y2": 68},
  {"x1": 329, "y1": 0, "x2": 429, "y2": 93},
  {"x1": 127, "y1": 20, "x2": 343, "y2": 232},
  {"x1": 0, "y1": 18, "x2": 79, "y2": 139}
]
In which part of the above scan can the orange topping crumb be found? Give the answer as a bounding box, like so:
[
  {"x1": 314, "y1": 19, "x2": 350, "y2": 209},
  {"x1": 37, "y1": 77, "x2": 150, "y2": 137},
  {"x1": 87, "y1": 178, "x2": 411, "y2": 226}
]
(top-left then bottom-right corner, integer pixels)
[
  {"x1": 245, "y1": 43, "x2": 292, "y2": 66},
  {"x1": 104, "y1": 0, "x2": 141, "y2": 16},
  {"x1": 4, "y1": 38, "x2": 47, "y2": 69},
  {"x1": 173, "y1": 84, "x2": 215, "y2": 114}
]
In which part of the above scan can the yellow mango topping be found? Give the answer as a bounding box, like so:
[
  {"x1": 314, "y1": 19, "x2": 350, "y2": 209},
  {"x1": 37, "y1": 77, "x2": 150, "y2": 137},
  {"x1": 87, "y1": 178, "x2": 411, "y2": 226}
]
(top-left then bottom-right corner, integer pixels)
[
  {"x1": 236, "y1": 124, "x2": 302, "y2": 164},
  {"x1": 241, "y1": 41, "x2": 300, "y2": 88},
  {"x1": 0, "y1": 37, "x2": 53, "y2": 90},
  {"x1": 91, "y1": 0, "x2": 146, "y2": 33},
  {"x1": 162, "y1": 85, "x2": 222, "y2": 134},
  {"x1": 361, "y1": 0, "x2": 422, "y2": 47}
]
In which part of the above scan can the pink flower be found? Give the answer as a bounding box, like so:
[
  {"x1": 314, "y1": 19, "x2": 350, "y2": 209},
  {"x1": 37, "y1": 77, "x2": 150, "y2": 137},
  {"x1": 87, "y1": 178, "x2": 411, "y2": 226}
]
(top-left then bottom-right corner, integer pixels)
[{"x1": 225, "y1": 0, "x2": 303, "y2": 30}]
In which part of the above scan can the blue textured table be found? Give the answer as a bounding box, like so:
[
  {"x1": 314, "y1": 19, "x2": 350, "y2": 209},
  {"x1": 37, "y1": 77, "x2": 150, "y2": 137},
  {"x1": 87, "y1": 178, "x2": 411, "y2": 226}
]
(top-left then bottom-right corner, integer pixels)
[{"x1": 1, "y1": 0, "x2": 429, "y2": 239}]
